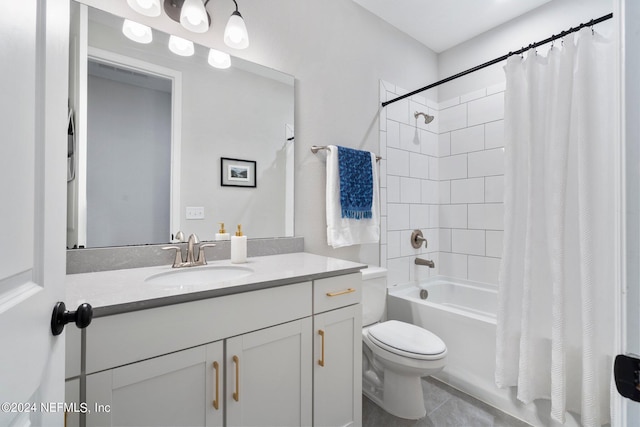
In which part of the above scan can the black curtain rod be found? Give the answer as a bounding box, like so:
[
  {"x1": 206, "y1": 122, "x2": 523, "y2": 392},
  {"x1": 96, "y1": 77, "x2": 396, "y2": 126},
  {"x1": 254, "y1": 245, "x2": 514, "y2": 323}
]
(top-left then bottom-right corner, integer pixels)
[{"x1": 381, "y1": 12, "x2": 613, "y2": 108}]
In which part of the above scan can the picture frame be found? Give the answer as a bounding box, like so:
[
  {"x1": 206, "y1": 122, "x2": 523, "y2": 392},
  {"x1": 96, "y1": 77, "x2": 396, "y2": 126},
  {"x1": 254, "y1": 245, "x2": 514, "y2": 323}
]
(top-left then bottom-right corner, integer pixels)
[{"x1": 220, "y1": 157, "x2": 256, "y2": 188}]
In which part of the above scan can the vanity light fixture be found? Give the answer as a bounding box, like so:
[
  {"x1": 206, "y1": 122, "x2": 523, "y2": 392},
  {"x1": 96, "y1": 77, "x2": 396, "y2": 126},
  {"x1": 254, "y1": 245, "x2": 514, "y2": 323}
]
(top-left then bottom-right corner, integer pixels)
[
  {"x1": 208, "y1": 48, "x2": 231, "y2": 69},
  {"x1": 122, "y1": 19, "x2": 153, "y2": 44},
  {"x1": 168, "y1": 35, "x2": 195, "y2": 56},
  {"x1": 224, "y1": 0, "x2": 249, "y2": 49},
  {"x1": 180, "y1": 0, "x2": 210, "y2": 33},
  {"x1": 127, "y1": 0, "x2": 162, "y2": 17},
  {"x1": 128, "y1": 0, "x2": 249, "y2": 45}
]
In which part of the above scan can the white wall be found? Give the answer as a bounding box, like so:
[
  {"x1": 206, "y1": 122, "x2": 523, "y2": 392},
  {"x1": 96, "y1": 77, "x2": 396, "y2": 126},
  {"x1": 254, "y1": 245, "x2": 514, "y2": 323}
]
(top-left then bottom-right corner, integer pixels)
[
  {"x1": 437, "y1": 0, "x2": 613, "y2": 101},
  {"x1": 76, "y1": 0, "x2": 439, "y2": 266}
]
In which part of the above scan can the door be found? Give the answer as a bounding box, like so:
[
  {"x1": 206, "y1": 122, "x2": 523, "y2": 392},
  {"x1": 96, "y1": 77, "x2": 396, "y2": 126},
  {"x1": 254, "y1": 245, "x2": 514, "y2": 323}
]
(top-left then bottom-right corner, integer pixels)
[
  {"x1": 314, "y1": 305, "x2": 362, "y2": 427},
  {"x1": 226, "y1": 318, "x2": 312, "y2": 427},
  {"x1": 617, "y1": 0, "x2": 640, "y2": 425},
  {"x1": 0, "y1": 0, "x2": 69, "y2": 426},
  {"x1": 86, "y1": 342, "x2": 223, "y2": 427}
]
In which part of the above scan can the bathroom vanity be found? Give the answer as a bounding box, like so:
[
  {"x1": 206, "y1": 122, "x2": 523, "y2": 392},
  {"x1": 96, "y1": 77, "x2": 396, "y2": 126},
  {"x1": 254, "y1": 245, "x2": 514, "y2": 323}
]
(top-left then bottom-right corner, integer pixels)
[{"x1": 64, "y1": 252, "x2": 364, "y2": 427}]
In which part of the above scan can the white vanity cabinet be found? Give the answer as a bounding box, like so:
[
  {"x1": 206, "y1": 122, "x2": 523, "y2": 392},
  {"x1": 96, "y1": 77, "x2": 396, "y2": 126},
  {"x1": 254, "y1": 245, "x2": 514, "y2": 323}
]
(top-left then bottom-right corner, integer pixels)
[
  {"x1": 81, "y1": 282, "x2": 314, "y2": 427},
  {"x1": 86, "y1": 341, "x2": 224, "y2": 427},
  {"x1": 225, "y1": 318, "x2": 312, "y2": 426},
  {"x1": 71, "y1": 264, "x2": 363, "y2": 427},
  {"x1": 65, "y1": 379, "x2": 80, "y2": 427},
  {"x1": 312, "y1": 274, "x2": 363, "y2": 427},
  {"x1": 86, "y1": 318, "x2": 313, "y2": 427}
]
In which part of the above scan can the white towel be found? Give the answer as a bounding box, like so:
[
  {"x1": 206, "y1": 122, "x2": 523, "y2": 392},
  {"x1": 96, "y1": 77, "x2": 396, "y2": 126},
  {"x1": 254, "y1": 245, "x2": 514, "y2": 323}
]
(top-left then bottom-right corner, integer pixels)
[{"x1": 326, "y1": 145, "x2": 380, "y2": 248}]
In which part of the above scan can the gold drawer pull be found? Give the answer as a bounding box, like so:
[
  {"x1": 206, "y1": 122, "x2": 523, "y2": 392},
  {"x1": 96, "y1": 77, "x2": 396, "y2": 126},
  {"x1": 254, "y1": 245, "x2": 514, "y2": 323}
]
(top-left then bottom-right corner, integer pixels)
[
  {"x1": 212, "y1": 361, "x2": 220, "y2": 410},
  {"x1": 318, "y1": 329, "x2": 325, "y2": 367},
  {"x1": 233, "y1": 355, "x2": 240, "y2": 401},
  {"x1": 326, "y1": 288, "x2": 356, "y2": 297}
]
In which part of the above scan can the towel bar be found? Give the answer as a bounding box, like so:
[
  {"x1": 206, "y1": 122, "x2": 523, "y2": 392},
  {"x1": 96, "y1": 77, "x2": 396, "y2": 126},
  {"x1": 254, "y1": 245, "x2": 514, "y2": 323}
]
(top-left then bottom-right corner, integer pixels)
[{"x1": 311, "y1": 145, "x2": 381, "y2": 162}]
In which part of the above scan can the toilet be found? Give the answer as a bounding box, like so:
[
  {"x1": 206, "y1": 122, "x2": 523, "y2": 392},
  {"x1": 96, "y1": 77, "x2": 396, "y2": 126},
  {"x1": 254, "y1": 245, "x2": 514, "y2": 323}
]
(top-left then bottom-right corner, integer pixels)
[{"x1": 361, "y1": 267, "x2": 447, "y2": 419}]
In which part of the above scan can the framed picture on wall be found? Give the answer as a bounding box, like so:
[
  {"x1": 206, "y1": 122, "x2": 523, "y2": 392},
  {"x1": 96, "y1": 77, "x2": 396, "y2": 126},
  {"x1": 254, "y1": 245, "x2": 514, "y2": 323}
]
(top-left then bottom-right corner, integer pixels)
[{"x1": 220, "y1": 157, "x2": 256, "y2": 188}]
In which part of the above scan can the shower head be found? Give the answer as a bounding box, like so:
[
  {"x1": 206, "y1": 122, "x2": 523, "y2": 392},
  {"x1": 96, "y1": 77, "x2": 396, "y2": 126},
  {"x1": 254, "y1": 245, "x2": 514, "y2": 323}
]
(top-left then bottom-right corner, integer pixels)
[{"x1": 414, "y1": 111, "x2": 434, "y2": 124}]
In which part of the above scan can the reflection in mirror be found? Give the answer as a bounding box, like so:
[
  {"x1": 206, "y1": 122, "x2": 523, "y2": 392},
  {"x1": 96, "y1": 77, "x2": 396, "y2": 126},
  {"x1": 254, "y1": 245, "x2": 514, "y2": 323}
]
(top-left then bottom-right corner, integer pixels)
[
  {"x1": 67, "y1": 3, "x2": 295, "y2": 249},
  {"x1": 86, "y1": 59, "x2": 172, "y2": 247}
]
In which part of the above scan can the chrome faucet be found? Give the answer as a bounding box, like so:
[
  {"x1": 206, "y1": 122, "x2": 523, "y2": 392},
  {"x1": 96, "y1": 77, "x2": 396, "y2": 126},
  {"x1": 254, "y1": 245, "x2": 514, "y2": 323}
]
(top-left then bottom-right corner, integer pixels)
[
  {"x1": 415, "y1": 257, "x2": 435, "y2": 268},
  {"x1": 163, "y1": 233, "x2": 216, "y2": 268}
]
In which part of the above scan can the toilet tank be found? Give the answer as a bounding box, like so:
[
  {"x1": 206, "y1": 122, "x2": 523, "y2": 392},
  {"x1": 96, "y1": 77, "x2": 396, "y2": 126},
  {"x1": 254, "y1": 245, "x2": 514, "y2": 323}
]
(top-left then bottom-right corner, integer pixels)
[{"x1": 361, "y1": 267, "x2": 387, "y2": 326}]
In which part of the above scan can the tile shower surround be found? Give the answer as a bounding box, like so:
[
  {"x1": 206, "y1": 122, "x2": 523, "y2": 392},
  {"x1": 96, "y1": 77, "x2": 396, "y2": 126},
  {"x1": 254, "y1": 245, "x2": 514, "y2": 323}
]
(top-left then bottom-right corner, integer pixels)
[{"x1": 379, "y1": 80, "x2": 506, "y2": 286}]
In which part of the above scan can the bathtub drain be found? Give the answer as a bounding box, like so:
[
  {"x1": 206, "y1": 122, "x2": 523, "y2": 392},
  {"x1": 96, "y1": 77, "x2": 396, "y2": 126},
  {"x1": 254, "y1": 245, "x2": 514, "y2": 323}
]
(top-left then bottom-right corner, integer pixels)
[{"x1": 419, "y1": 289, "x2": 428, "y2": 300}]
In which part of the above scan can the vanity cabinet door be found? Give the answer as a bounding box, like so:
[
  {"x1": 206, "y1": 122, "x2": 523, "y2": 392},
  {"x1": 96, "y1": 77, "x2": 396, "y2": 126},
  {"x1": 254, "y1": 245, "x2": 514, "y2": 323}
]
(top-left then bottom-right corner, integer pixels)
[
  {"x1": 226, "y1": 318, "x2": 313, "y2": 427},
  {"x1": 85, "y1": 341, "x2": 223, "y2": 427},
  {"x1": 314, "y1": 304, "x2": 362, "y2": 427},
  {"x1": 65, "y1": 379, "x2": 80, "y2": 427}
]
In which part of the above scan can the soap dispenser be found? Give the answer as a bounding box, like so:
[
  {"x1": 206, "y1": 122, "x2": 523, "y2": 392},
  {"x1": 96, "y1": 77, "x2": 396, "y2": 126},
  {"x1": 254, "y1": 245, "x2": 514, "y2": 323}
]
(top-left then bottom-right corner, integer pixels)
[
  {"x1": 230, "y1": 224, "x2": 247, "y2": 264},
  {"x1": 215, "y1": 222, "x2": 230, "y2": 241}
]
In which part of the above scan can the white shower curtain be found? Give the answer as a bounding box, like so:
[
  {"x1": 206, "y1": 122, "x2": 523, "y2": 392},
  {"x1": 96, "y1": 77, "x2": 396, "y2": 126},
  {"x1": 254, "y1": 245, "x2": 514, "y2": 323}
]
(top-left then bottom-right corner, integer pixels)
[{"x1": 495, "y1": 28, "x2": 615, "y2": 427}]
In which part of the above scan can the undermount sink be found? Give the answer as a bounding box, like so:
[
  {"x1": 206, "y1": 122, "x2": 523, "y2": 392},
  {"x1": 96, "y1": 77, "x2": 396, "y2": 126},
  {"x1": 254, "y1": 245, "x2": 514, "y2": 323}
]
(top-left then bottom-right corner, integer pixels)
[{"x1": 145, "y1": 265, "x2": 254, "y2": 286}]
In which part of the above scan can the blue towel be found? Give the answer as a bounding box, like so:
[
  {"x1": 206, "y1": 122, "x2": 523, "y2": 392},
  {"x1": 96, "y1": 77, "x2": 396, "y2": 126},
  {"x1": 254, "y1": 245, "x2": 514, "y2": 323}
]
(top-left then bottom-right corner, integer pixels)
[{"x1": 337, "y1": 145, "x2": 373, "y2": 220}]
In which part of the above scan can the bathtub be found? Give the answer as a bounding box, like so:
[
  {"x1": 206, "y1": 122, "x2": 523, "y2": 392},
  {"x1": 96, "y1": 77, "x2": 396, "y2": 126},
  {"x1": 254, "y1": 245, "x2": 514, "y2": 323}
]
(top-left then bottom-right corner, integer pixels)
[{"x1": 387, "y1": 277, "x2": 517, "y2": 420}]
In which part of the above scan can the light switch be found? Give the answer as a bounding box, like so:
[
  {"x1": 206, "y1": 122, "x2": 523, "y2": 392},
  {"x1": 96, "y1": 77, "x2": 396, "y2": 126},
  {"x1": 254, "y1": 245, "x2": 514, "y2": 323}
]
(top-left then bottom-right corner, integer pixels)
[{"x1": 186, "y1": 206, "x2": 205, "y2": 220}]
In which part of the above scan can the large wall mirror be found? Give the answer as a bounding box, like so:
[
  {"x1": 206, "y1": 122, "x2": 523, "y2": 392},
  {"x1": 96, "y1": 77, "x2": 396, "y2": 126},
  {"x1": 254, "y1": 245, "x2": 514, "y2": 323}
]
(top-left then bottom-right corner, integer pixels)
[{"x1": 67, "y1": 3, "x2": 295, "y2": 249}]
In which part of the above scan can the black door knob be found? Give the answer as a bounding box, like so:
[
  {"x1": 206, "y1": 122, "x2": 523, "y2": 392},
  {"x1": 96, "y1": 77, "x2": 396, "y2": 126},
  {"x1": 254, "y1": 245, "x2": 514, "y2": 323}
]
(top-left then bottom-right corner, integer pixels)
[{"x1": 51, "y1": 302, "x2": 93, "y2": 336}]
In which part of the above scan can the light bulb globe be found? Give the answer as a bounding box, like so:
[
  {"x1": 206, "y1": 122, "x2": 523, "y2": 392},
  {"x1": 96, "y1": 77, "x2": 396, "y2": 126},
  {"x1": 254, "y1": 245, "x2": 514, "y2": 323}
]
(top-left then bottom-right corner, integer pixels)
[
  {"x1": 122, "y1": 19, "x2": 153, "y2": 44},
  {"x1": 126, "y1": 0, "x2": 161, "y2": 17},
  {"x1": 224, "y1": 11, "x2": 249, "y2": 49}
]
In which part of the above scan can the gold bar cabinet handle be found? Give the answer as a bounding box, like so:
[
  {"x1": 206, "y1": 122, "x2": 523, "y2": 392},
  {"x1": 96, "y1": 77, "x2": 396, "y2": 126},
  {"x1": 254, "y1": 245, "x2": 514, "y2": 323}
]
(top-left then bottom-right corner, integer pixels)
[
  {"x1": 212, "y1": 361, "x2": 220, "y2": 410},
  {"x1": 318, "y1": 329, "x2": 325, "y2": 367},
  {"x1": 326, "y1": 288, "x2": 356, "y2": 297},
  {"x1": 233, "y1": 355, "x2": 240, "y2": 401}
]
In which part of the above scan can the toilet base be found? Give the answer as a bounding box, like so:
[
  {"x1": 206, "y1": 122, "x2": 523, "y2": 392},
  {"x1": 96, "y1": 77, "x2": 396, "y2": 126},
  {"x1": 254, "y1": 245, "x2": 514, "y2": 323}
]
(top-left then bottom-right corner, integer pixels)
[{"x1": 363, "y1": 370, "x2": 427, "y2": 420}]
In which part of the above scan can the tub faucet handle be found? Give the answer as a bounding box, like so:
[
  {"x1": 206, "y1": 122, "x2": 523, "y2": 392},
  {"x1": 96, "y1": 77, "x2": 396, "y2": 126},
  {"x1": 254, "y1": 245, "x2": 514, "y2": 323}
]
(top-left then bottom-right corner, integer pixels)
[{"x1": 411, "y1": 229, "x2": 428, "y2": 249}]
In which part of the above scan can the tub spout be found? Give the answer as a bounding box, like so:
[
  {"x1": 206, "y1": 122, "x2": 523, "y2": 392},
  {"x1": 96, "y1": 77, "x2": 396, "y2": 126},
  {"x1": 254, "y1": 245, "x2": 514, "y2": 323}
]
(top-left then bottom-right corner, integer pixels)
[{"x1": 415, "y1": 257, "x2": 435, "y2": 268}]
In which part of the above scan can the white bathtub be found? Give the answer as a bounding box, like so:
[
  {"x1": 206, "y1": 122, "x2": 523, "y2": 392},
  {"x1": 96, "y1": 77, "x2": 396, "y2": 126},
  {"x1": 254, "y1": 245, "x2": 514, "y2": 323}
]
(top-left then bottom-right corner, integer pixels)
[
  {"x1": 387, "y1": 277, "x2": 519, "y2": 421},
  {"x1": 391, "y1": 277, "x2": 497, "y2": 323}
]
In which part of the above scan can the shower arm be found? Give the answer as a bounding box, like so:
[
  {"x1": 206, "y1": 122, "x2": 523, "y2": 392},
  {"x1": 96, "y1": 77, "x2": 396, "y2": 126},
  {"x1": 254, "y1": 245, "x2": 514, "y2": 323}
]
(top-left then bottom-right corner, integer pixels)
[{"x1": 414, "y1": 111, "x2": 434, "y2": 124}]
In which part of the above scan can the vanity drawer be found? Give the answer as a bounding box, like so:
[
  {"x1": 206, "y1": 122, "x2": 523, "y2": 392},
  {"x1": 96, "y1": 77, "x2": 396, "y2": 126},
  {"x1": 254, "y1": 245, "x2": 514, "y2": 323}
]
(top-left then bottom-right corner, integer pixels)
[
  {"x1": 313, "y1": 273, "x2": 361, "y2": 314},
  {"x1": 85, "y1": 281, "x2": 312, "y2": 374}
]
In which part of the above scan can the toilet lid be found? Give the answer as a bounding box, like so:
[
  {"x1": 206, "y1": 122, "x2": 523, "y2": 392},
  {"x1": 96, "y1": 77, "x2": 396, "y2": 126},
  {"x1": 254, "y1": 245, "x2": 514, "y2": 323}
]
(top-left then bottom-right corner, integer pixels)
[{"x1": 367, "y1": 320, "x2": 446, "y2": 360}]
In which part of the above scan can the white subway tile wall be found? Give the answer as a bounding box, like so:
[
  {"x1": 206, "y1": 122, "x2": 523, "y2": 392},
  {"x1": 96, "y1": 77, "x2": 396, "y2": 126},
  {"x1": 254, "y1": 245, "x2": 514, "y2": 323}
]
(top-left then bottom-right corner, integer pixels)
[
  {"x1": 434, "y1": 86, "x2": 505, "y2": 285},
  {"x1": 380, "y1": 82, "x2": 440, "y2": 283},
  {"x1": 380, "y1": 80, "x2": 505, "y2": 286}
]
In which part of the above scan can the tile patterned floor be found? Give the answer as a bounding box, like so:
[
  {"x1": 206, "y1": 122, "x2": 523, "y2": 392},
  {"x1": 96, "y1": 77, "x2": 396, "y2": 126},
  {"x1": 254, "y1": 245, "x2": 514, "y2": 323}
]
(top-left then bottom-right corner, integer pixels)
[{"x1": 362, "y1": 377, "x2": 532, "y2": 427}]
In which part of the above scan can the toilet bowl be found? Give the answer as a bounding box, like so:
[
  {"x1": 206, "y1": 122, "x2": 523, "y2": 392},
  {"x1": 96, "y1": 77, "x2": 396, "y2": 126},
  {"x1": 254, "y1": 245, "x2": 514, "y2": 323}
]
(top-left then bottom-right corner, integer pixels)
[{"x1": 361, "y1": 267, "x2": 447, "y2": 419}]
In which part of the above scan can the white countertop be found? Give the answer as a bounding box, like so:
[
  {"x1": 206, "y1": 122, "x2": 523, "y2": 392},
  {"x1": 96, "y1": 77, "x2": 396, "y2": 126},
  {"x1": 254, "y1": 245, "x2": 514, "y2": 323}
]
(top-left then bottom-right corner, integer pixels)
[{"x1": 66, "y1": 252, "x2": 366, "y2": 316}]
